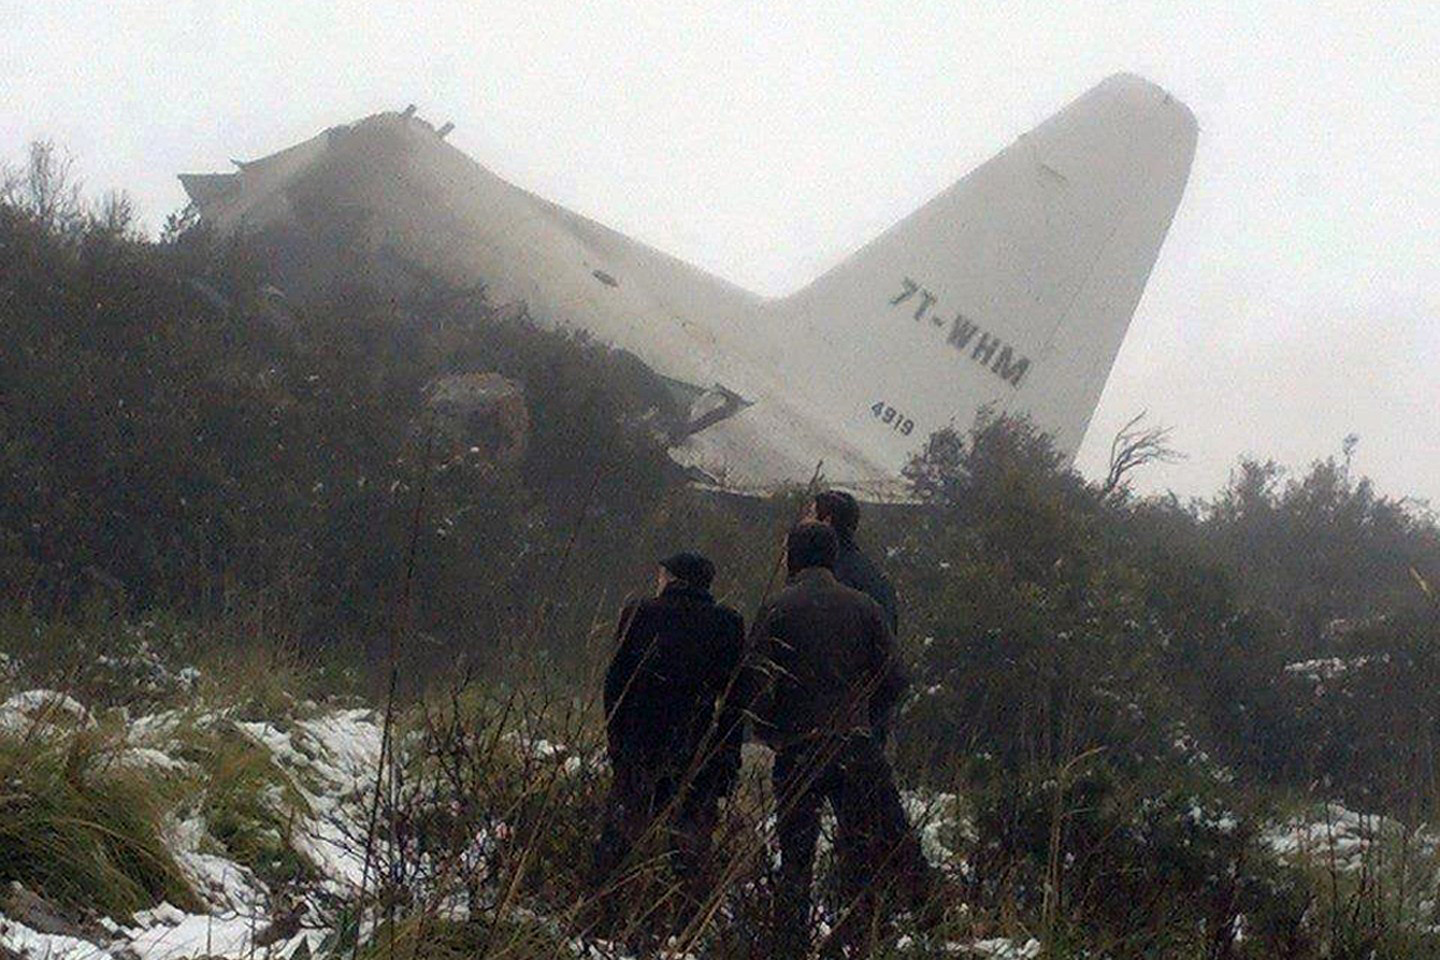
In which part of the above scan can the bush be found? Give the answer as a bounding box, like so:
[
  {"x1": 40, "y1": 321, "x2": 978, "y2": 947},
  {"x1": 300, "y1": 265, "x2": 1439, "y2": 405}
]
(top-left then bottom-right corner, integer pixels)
[
  {"x1": 967, "y1": 761, "x2": 1312, "y2": 957},
  {"x1": 0, "y1": 173, "x2": 684, "y2": 669}
]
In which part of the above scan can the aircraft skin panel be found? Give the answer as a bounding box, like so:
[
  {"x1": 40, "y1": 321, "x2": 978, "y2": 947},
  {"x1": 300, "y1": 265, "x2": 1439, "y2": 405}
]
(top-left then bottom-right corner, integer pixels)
[{"x1": 180, "y1": 73, "x2": 1195, "y2": 499}]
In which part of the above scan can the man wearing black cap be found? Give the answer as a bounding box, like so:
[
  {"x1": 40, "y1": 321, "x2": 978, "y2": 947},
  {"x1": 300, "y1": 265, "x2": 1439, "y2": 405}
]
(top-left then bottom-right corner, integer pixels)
[
  {"x1": 746, "y1": 522, "x2": 935, "y2": 958},
  {"x1": 592, "y1": 551, "x2": 746, "y2": 923}
]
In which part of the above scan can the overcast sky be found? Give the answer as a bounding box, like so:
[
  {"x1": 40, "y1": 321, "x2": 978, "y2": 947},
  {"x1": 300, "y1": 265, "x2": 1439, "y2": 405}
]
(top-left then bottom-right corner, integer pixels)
[{"x1": 4, "y1": 2, "x2": 1436, "y2": 505}]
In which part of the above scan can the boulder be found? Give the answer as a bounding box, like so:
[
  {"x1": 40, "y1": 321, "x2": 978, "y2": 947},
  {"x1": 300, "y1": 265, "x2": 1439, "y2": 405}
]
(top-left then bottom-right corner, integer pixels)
[{"x1": 424, "y1": 373, "x2": 529, "y2": 467}]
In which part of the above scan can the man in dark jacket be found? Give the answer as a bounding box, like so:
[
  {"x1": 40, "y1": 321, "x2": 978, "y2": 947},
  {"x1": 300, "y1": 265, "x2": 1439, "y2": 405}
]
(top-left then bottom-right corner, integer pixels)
[
  {"x1": 811, "y1": 490, "x2": 899, "y2": 635},
  {"x1": 592, "y1": 551, "x2": 746, "y2": 923},
  {"x1": 745, "y1": 523, "x2": 935, "y2": 958}
]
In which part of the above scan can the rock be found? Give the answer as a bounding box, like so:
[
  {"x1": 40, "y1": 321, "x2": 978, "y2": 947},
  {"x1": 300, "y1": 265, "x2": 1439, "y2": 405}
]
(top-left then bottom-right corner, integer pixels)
[
  {"x1": 425, "y1": 372, "x2": 529, "y2": 467},
  {"x1": 2, "y1": 882, "x2": 106, "y2": 946}
]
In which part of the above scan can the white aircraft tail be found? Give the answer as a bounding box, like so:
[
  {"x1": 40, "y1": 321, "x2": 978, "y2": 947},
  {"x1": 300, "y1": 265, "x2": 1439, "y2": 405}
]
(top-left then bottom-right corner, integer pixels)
[{"x1": 770, "y1": 73, "x2": 1196, "y2": 474}]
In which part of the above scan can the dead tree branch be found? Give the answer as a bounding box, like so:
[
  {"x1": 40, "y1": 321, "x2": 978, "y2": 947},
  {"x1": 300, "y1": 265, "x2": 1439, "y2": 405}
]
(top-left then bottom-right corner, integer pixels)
[{"x1": 1101, "y1": 411, "x2": 1184, "y2": 499}]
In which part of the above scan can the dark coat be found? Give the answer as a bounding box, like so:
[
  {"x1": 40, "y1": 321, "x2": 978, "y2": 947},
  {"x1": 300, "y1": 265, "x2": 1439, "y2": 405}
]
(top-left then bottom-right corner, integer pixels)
[
  {"x1": 834, "y1": 536, "x2": 899, "y2": 635},
  {"x1": 603, "y1": 583, "x2": 746, "y2": 791},
  {"x1": 743, "y1": 567, "x2": 906, "y2": 748}
]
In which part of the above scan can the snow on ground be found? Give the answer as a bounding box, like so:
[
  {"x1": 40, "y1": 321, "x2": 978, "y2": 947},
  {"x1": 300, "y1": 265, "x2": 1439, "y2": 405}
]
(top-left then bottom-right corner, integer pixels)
[
  {"x1": 125, "y1": 903, "x2": 322, "y2": 960},
  {"x1": 1264, "y1": 803, "x2": 1376, "y2": 869},
  {"x1": 232, "y1": 708, "x2": 383, "y2": 893},
  {"x1": 1168, "y1": 721, "x2": 1237, "y2": 784},
  {"x1": 129, "y1": 708, "x2": 186, "y2": 743},
  {"x1": 0, "y1": 690, "x2": 384, "y2": 960},
  {"x1": 902, "y1": 790, "x2": 974, "y2": 874},
  {"x1": 110, "y1": 745, "x2": 199, "y2": 775},
  {"x1": 0, "y1": 689, "x2": 93, "y2": 733},
  {"x1": 1263, "y1": 802, "x2": 1439, "y2": 874},
  {"x1": 13, "y1": 682, "x2": 1434, "y2": 960},
  {"x1": 0, "y1": 903, "x2": 322, "y2": 960},
  {"x1": 893, "y1": 934, "x2": 1042, "y2": 957},
  {"x1": 0, "y1": 917, "x2": 108, "y2": 960},
  {"x1": 1282, "y1": 655, "x2": 1382, "y2": 684},
  {"x1": 163, "y1": 815, "x2": 269, "y2": 912},
  {"x1": 962, "y1": 937, "x2": 1043, "y2": 958},
  {"x1": 504, "y1": 728, "x2": 599, "y2": 778}
]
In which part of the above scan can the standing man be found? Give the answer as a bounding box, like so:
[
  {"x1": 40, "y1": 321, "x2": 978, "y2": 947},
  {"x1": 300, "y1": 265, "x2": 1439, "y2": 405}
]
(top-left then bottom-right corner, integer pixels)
[
  {"x1": 745, "y1": 523, "x2": 936, "y2": 958},
  {"x1": 593, "y1": 551, "x2": 746, "y2": 928},
  {"x1": 812, "y1": 490, "x2": 899, "y2": 635}
]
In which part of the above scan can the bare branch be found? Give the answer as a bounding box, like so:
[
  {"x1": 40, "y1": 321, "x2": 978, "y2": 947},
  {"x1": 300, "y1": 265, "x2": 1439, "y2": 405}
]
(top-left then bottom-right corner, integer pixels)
[{"x1": 1101, "y1": 411, "x2": 1185, "y2": 498}]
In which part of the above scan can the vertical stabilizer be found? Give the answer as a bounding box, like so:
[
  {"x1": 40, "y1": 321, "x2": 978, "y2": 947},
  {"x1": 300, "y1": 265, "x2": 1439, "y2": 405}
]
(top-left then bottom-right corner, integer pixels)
[{"x1": 773, "y1": 74, "x2": 1197, "y2": 473}]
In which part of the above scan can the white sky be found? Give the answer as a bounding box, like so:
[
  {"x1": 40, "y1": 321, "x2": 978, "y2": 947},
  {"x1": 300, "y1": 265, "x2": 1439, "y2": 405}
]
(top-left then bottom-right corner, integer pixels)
[{"x1": 3, "y1": 2, "x2": 1437, "y2": 505}]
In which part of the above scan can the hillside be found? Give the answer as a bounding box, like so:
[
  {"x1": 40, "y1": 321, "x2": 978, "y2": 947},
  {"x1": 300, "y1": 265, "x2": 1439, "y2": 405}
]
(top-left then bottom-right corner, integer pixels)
[{"x1": 2, "y1": 144, "x2": 1440, "y2": 958}]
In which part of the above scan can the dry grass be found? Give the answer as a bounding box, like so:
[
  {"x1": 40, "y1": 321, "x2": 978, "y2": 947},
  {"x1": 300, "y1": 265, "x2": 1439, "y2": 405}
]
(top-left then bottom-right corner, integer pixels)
[{"x1": 0, "y1": 714, "x2": 200, "y2": 918}]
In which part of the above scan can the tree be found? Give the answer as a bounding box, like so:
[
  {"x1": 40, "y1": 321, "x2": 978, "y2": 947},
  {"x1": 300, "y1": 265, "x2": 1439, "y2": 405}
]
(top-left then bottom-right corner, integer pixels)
[{"x1": 2, "y1": 141, "x2": 85, "y2": 236}]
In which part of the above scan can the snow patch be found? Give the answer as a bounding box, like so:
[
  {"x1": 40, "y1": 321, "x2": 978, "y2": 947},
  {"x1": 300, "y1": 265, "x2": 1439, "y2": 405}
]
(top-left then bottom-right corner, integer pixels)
[
  {"x1": 0, "y1": 916, "x2": 112, "y2": 960},
  {"x1": 123, "y1": 904, "x2": 321, "y2": 960},
  {"x1": 0, "y1": 689, "x2": 93, "y2": 732},
  {"x1": 1263, "y1": 802, "x2": 1439, "y2": 875},
  {"x1": 163, "y1": 816, "x2": 268, "y2": 912},
  {"x1": 902, "y1": 790, "x2": 973, "y2": 870},
  {"x1": 233, "y1": 708, "x2": 383, "y2": 893},
  {"x1": 964, "y1": 937, "x2": 1043, "y2": 959}
]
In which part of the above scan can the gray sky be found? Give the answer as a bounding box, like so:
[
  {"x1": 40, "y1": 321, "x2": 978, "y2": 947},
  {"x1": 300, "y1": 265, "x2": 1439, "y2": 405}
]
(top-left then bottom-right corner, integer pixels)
[{"x1": 4, "y1": 2, "x2": 1436, "y2": 506}]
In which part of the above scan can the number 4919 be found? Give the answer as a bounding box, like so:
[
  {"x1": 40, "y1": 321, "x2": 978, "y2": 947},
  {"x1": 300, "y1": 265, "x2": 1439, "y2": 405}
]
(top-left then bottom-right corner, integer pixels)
[{"x1": 871, "y1": 402, "x2": 915, "y2": 436}]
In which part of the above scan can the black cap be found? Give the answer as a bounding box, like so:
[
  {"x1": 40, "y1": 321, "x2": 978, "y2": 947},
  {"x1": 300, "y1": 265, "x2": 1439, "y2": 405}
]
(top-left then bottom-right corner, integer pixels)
[{"x1": 660, "y1": 552, "x2": 716, "y2": 590}]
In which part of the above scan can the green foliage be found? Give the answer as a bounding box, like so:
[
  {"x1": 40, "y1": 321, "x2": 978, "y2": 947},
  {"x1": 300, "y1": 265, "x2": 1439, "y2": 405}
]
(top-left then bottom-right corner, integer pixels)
[
  {"x1": 889, "y1": 411, "x2": 1439, "y2": 810},
  {"x1": 880, "y1": 411, "x2": 1440, "y2": 955},
  {"x1": 1265, "y1": 606, "x2": 1440, "y2": 808},
  {"x1": 966, "y1": 760, "x2": 1311, "y2": 957},
  {"x1": 1206, "y1": 450, "x2": 1439, "y2": 643},
  {"x1": 895, "y1": 414, "x2": 1187, "y2": 776},
  {"x1": 358, "y1": 914, "x2": 569, "y2": 960}
]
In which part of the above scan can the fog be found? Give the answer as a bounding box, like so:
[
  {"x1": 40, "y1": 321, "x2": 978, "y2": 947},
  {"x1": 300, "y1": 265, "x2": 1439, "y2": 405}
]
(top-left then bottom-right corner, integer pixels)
[{"x1": 4, "y1": 1, "x2": 1436, "y2": 504}]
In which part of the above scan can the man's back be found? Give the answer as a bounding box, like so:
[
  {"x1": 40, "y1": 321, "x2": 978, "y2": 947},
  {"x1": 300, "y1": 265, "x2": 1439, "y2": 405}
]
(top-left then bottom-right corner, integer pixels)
[
  {"x1": 747, "y1": 568, "x2": 902, "y2": 747},
  {"x1": 833, "y1": 537, "x2": 899, "y2": 635},
  {"x1": 604, "y1": 583, "x2": 745, "y2": 769}
]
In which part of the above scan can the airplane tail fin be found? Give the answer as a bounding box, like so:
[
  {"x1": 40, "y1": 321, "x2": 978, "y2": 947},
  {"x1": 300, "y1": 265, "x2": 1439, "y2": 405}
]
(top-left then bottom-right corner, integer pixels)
[{"x1": 773, "y1": 74, "x2": 1196, "y2": 474}]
